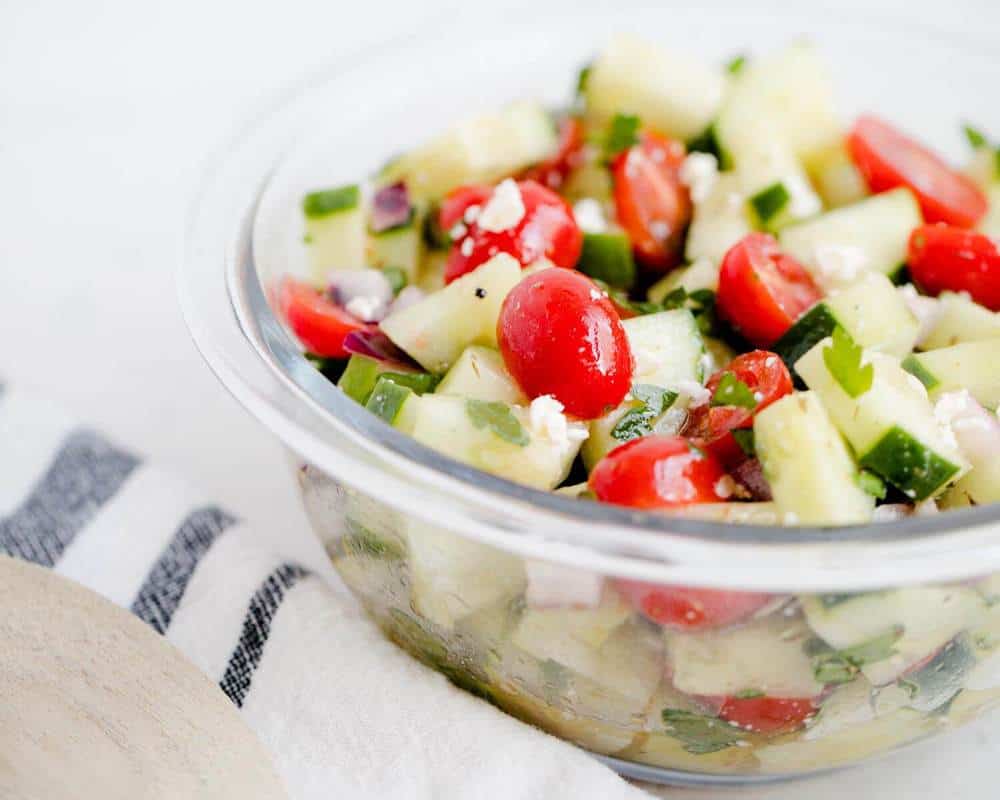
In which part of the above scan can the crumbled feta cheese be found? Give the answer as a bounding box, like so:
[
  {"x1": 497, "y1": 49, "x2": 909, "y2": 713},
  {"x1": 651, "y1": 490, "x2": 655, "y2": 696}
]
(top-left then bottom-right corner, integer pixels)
[
  {"x1": 714, "y1": 475, "x2": 737, "y2": 499},
  {"x1": 572, "y1": 198, "x2": 607, "y2": 233},
  {"x1": 679, "y1": 152, "x2": 719, "y2": 204},
  {"x1": 649, "y1": 220, "x2": 671, "y2": 241},
  {"x1": 915, "y1": 499, "x2": 940, "y2": 516},
  {"x1": 812, "y1": 244, "x2": 868, "y2": 291},
  {"x1": 460, "y1": 236, "x2": 475, "y2": 257},
  {"x1": 528, "y1": 395, "x2": 589, "y2": 447},
  {"x1": 449, "y1": 222, "x2": 467, "y2": 240},
  {"x1": 675, "y1": 379, "x2": 712, "y2": 406},
  {"x1": 785, "y1": 174, "x2": 823, "y2": 219},
  {"x1": 933, "y1": 390, "x2": 970, "y2": 453},
  {"x1": 344, "y1": 294, "x2": 387, "y2": 322},
  {"x1": 463, "y1": 204, "x2": 481, "y2": 224},
  {"x1": 477, "y1": 178, "x2": 525, "y2": 233},
  {"x1": 524, "y1": 560, "x2": 604, "y2": 609},
  {"x1": 873, "y1": 504, "x2": 911, "y2": 522}
]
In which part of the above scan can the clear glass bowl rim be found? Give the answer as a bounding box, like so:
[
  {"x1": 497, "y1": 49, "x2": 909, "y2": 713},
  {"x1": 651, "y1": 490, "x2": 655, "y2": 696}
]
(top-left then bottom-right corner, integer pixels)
[{"x1": 178, "y1": 1, "x2": 1000, "y2": 593}]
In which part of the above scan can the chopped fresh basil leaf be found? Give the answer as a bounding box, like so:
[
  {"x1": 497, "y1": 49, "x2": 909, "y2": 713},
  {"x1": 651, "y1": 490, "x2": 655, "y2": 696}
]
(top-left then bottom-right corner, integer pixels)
[
  {"x1": 465, "y1": 399, "x2": 530, "y2": 446},
  {"x1": 749, "y1": 181, "x2": 791, "y2": 226},
  {"x1": 303, "y1": 184, "x2": 360, "y2": 218},
  {"x1": 611, "y1": 384, "x2": 678, "y2": 442},
  {"x1": 575, "y1": 62, "x2": 592, "y2": 97},
  {"x1": 963, "y1": 123, "x2": 989, "y2": 149},
  {"x1": 382, "y1": 266, "x2": 408, "y2": 295},
  {"x1": 593, "y1": 280, "x2": 661, "y2": 316},
  {"x1": 711, "y1": 372, "x2": 757, "y2": 409},
  {"x1": 731, "y1": 428, "x2": 756, "y2": 457},
  {"x1": 823, "y1": 325, "x2": 873, "y2": 398},
  {"x1": 726, "y1": 54, "x2": 747, "y2": 75},
  {"x1": 604, "y1": 113, "x2": 641, "y2": 160},
  {"x1": 810, "y1": 626, "x2": 904, "y2": 684},
  {"x1": 662, "y1": 287, "x2": 720, "y2": 336},
  {"x1": 661, "y1": 709, "x2": 744, "y2": 754},
  {"x1": 857, "y1": 469, "x2": 888, "y2": 500}
]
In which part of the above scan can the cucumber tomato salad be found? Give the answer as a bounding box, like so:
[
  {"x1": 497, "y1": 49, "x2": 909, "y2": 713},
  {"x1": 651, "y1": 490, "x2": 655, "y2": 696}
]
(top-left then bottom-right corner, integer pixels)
[{"x1": 283, "y1": 37, "x2": 1000, "y2": 771}]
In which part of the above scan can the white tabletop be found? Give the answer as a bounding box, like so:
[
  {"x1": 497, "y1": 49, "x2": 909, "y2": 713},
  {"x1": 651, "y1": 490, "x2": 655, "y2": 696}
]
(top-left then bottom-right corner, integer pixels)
[{"x1": 2, "y1": 0, "x2": 999, "y2": 796}]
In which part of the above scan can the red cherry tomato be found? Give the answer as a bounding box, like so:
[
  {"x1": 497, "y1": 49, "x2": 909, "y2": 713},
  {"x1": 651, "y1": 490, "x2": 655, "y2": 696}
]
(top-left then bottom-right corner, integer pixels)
[
  {"x1": 685, "y1": 351, "x2": 794, "y2": 467},
  {"x1": 497, "y1": 269, "x2": 632, "y2": 419},
  {"x1": 589, "y1": 435, "x2": 729, "y2": 509},
  {"x1": 442, "y1": 179, "x2": 583, "y2": 283},
  {"x1": 277, "y1": 276, "x2": 371, "y2": 358},
  {"x1": 614, "y1": 579, "x2": 773, "y2": 631},
  {"x1": 718, "y1": 696, "x2": 817, "y2": 735},
  {"x1": 611, "y1": 131, "x2": 692, "y2": 271},
  {"x1": 908, "y1": 224, "x2": 1000, "y2": 311},
  {"x1": 716, "y1": 233, "x2": 822, "y2": 347},
  {"x1": 520, "y1": 116, "x2": 585, "y2": 190},
  {"x1": 848, "y1": 115, "x2": 987, "y2": 228}
]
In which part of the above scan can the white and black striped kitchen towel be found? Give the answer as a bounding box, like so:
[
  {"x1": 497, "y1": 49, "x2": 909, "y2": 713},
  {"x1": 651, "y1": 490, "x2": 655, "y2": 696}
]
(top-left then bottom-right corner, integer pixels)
[{"x1": 0, "y1": 382, "x2": 649, "y2": 800}]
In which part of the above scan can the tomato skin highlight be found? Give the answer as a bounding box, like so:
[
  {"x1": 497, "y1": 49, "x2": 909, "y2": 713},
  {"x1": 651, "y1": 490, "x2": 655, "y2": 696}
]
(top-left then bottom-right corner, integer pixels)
[
  {"x1": 277, "y1": 276, "x2": 371, "y2": 358},
  {"x1": 442, "y1": 179, "x2": 583, "y2": 283},
  {"x1": 497, "y1": 269, "x2": 633, "y2": 419},
  {"x1": 520, "y1": 116, "x2": 586, "y2": 190},
  {"x1": 589, "y1": 435, "x2": 728, "y2": 509},
  {"x1": 718, "y1": 696, "x2": 817, "y2": 735},
  {"x1": 685, "y1": 351, "x2": 794, "y2": 467},
  {"x1": 613, "y1": 579, "x2": 774, "y2": 631},
  {"x1": 908, "y1": 224, "x2": 1000, "y2": 311},
  {"x1": 716, "y1": 233, "x2": 822, "y2": 347},
  {"x1": 611, "y1": 131, "x2": 692, "y2": 272},
  {"x1": 848, "y1": 114, "x2": 987, "y2": 228}
]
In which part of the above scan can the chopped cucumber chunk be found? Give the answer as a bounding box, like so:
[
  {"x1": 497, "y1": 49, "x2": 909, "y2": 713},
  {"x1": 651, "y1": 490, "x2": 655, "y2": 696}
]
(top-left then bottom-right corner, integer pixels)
[
  {"x1": 369, "y1": 221, "x2": 423, "y2": 283},
  {"x1": 303, "y1": 183, "x2": 367, "y2": 281},
  {"x1": 797, "y1": 343, "x2": 968, "y2": 500},
  {"x1": 435, "y1": 345, "x2": 527, "y2": 405},
  {"x1": 903, "y1": 341, "x2": 1000, "y2": 408},
  {"x1": 381, "y1": 253, "x2": 522, "y2": 373},
  {"x1": 338, "y1": 354, "x2": 437, "y2": 404},
  {"x1": 922, "y1": 292, "x2": 1000, "y2": 349},
  {"x1": 622, "y1": 309, "x2": 705, "y2": 390},
  {"x1": 584, "y1": 34, "x2": 725, "y2": 142},
  {"x1": 778, "y1": 188, "x2": 922, "y2": 290},
  {"x1": 806, "y1": 142, "x2": 869, "y2": 209},
  {"x1": 755, "y1": 392, "x2": 874, "y2": 525},
  {"x1": 683, "y1": 173, "x2": 753, "y2": 267},
  {"x1": 365, "y1": 378, "x2": 415, "y2": 425}
]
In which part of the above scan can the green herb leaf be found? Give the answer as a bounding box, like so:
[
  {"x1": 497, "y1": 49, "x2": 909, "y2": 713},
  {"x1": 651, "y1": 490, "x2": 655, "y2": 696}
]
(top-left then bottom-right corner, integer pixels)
[
  {"x1": 611, "y1": 384, "x2": 678, "y2": 442},
  {"x1": 604, "y1": 113, "x2": 641, "y2": 160},
  {"x1": 303, "y1": 184, "x2": 360, "y2": 218},
  {"x1": 383, "y1": 267, "x2": 408, "y2": 295},
  {"x1": 823, "y1": 326, "x2": 873, "y2": 398},
  {"x1": 749, "y1": 181, "x2": 791, "y2": 226},
  {"x1": 726, "y1": 54, "x2": 747, "y2": 75},
  {"x1": 963, "y1": 123, "x2": 989, "y2": 150},
  {"x1": 661, "y1": 709, "x2": 744, "y2": 754},
  {"x1": 810, "y1": 626, "x2": 904, "y2": 685},
  {"x1": 575, "y1": 62, "x2": 593, "y2": 97},
  {"x1": 593, "y1": 280, "x2": 661, "y2": 316},
  {"x1": 711, "y1": 372, "x2": 757, "y2": 409},
  {"x1": 733, "y1": 688, "x2": 764, "y2": 699},
  {"x1": 731, "y1": 428, "x2": 756, "y2": 457},
  {"x1": 465, "y1": 399, "x2": 530, "y2": 446},
  {"x1": 661, "y1": 287, "x2": 720, "y2": 336},
  {"x1": 857, "y1": 469, "x2": 887, "y2": 500}
]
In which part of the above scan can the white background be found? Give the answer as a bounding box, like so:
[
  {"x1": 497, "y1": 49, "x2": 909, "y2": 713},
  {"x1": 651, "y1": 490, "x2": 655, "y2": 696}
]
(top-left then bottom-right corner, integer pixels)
[{"x1": 2, "y1": 0, "x2": 999, "y2": 796}]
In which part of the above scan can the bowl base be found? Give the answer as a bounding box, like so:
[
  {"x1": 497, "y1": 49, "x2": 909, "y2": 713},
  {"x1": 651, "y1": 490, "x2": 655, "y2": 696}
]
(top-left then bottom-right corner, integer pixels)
[{"x1": 595, "y1": 753, "x2": 835, "y2": 787}]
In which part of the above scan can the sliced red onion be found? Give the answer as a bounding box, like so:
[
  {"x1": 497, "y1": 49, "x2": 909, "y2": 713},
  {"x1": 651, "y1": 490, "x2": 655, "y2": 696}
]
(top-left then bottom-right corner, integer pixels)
[
  {"x1": 731, "y1": 458, "x2": 772, "y2": 501},
  {"x1": 936, "y1": 390, "x2": 1000, "y2": 464},
  {"x1": 389, "y1": 285, "x2": 426, "y2": 315},
  {"x1": 342, "y1": 328, "x2": 421, "y2": 371},
  {"x1": 328, "y1": 269, "x2": 393, "y2": 321},
  {"x1": 370, "y1": 182, "x2": 412, "y2": 233}
]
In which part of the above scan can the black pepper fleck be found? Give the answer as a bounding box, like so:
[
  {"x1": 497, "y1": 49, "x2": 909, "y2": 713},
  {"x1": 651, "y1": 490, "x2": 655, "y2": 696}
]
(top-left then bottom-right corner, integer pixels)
[{"x1": 474, "y1": 287, "x2": 487, "y2": 298}]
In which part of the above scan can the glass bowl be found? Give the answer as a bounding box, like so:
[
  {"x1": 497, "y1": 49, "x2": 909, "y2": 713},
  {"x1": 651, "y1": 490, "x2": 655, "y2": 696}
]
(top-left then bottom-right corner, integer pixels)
[{"x1": 179, "y1": 1, "x2": 1000, "y2": 785}]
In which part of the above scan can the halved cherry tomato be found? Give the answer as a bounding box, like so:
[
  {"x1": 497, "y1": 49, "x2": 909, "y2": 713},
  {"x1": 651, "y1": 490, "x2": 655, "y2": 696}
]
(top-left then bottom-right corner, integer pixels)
[
  {"x1": 848, "y1": 115, "x2": 987, "y2": 228},
  {"x1": 685, "y1": 351, "x2": 794, "y2": 467},
  {"x1": 589, "y1": 435, "x2": 728, "y2": 509},
  {"x1": 497, "y1": 269, "x2": 632, "y2": 419},
  {"x1": 441, "y1": 179, "x2": 583, "y2": 283},
  {"x1": 520, "y1": 116, "x2": 586, "y2": 190},
  {"x1": 718, "y1": 695, "x2": 817, "y2": 735},
  {"x1": 277, "y1": 276, "x2": 371, "y2": 358},
  {"x1": 716, "y1": 233, "x2": 822, "y2": 347},
  {"x1": 613, "y1": 579, "x2": 773, "y2": 631},
  {"x1": 908, "y1": 224, "x2": 1000, "y2": 311},
  {"x1": 611, "y1": 131, "x2": 692, "y2": 271}
]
